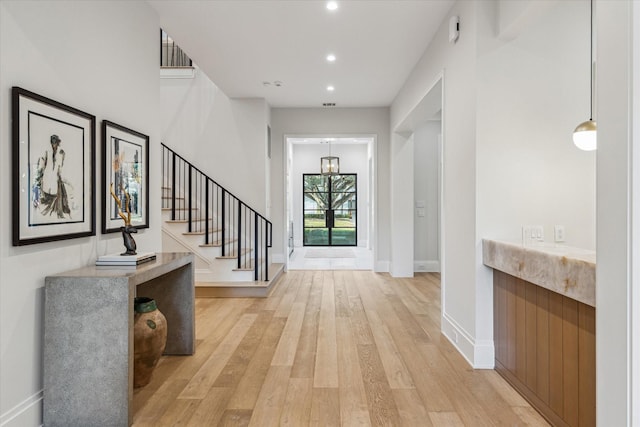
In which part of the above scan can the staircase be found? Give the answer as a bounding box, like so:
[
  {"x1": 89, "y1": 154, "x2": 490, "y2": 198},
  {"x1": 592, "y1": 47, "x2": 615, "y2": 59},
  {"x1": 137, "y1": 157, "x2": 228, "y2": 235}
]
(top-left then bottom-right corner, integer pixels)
[{"x1": 161, "y1": 143, "x2": 283, "y2": 297}]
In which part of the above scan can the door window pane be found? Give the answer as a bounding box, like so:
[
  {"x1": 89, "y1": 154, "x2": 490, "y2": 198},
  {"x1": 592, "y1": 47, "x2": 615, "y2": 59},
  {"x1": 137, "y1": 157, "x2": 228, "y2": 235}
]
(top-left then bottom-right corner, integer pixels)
[
  {"x1": 304, "y1": 210, "x2": 327, "y2": 228},
  {"x1": 304, "y1": 194, "x2": 328, "y2": 210},
  {"x1": 304, "y1": 228, "x2": 329, "y2": 245},
  {"x1": 333, "y1": 210, "x2": 356, "y2": 227},
  {"x1": 331, "y1": 228, "x2": 356, "y2": 246}
]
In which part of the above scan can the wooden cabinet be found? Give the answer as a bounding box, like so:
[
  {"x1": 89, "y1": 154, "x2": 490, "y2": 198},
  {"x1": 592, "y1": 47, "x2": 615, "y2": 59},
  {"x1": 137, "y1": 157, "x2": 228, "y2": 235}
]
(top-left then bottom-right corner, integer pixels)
[{"x1": 493, "y1": 270, "x2": 595, "y2": 427}]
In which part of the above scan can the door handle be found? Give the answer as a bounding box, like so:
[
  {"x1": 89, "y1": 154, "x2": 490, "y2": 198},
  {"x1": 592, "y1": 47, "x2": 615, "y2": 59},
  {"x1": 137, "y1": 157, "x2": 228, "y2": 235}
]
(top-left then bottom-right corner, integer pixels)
[{"x1": 325, "y1": 210, "x2": 330, "y2": 228}]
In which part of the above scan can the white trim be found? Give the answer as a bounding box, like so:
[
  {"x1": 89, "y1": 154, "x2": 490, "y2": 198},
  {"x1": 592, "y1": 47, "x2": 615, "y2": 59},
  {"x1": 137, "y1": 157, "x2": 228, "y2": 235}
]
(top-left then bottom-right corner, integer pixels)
[
  {"x1": 159, "y1": 67, "x2": 196, "y2": 79},
  {"x1": 473, "y1": 340, "x2": 496, "y2": 369},
  {"x1": 631, "y1": 2, "x2": 640, "y2": 424},
  {"x1": 271, "y1": 253, "x2": 285, "y2": 264},
  {"x1": 0, "y1": 390, "x2": 42, "y2": 427},
  {"x1": 434, "y1": 71, "x2": 449, "y2": 366},
  {"x1": 375, "y1": 260, "x2": 390, "y2": 273},
  {"x1": 442, "y1": 312, "x2": 494, "y2": 369},
  {"x1": 413, "y1": 260, "x2": 440, "y2": 272},
  {"x1": 195, "y1": 268, "x2": 253, "y2": 282},
  {"x1": 161, "y1": 228, "x2": 211, "y2": 266}
]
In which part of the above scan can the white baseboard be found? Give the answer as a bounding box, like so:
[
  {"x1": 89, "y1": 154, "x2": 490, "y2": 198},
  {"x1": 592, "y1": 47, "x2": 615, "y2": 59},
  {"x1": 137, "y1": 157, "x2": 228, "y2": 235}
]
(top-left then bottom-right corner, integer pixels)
[
  {"x1": 195, "y1": 267, "x2": 254, "y2": 282},
  {"x1": 375, "y1": 260, "x2": 390, "y2": 272},
  {"x1": 473, "y1": 339, "x2": 496, "y2": 369},
  {"x1": 414, "y1": 260, "x2": 440, "y2": 272},
  {"x1": 0, "y1": 390, "x2": 42, "y2": 427},
  {"x1": 441, "y1": 312, "x2": 494, "y2": 369}
]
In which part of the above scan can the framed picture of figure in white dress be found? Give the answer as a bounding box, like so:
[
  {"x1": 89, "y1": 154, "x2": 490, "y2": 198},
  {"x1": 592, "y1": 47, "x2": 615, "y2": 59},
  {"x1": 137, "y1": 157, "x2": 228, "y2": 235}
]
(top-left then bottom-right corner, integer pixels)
[{"x1": 12, "y1": 87, "x2": 96, "y2": 246}]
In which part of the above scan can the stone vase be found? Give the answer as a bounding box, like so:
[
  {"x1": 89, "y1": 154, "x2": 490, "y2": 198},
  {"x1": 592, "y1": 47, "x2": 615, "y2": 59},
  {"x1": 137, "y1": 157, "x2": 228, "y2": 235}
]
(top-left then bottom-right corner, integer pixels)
[{"x1": 133, "y1": 297, "x2": 167, "y2": 388}]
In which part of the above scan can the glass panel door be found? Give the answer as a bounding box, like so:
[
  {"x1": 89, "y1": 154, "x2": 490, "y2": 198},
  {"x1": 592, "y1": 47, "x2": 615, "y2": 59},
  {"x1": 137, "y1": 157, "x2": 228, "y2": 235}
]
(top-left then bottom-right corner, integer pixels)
[{"x1": 303, "y1": 174, "x2": 356, "y2": 246}]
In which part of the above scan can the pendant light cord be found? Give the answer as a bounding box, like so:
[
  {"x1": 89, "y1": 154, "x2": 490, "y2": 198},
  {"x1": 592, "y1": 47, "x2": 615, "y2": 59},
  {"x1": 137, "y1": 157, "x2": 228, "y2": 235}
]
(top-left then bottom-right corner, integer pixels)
[{"x1": 589, "y1": 0, "x2": 593, "y2": 121}]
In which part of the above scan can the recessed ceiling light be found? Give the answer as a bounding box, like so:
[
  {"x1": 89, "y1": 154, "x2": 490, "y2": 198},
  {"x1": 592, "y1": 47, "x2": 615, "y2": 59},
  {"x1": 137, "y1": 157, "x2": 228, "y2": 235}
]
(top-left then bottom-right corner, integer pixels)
[
  {"x1": 326, "y1": 54, "x2": 336, "y2": 62},
  {"x1": 326, "y1": 1, "x2": 338, "y2": 11},
  {"x1": 327, "y1": 85, "x2": 335, "y2": 92}
]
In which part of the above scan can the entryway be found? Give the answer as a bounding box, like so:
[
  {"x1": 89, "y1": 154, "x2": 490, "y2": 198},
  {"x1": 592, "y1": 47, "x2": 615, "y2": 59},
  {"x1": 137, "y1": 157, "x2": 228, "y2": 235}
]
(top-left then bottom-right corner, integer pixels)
[{"x1": 285, "y1": 136, "x2": 376, "y2": 271}]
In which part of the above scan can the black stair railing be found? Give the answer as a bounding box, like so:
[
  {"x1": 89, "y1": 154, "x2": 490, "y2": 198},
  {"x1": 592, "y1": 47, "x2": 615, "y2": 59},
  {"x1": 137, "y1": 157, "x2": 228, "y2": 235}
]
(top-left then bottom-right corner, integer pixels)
[
  {"x1": 161, "y1": 143, "x2": 272, "y2": 281},
  {"x1": 160, "y1": 29, "x2": 193, "y2": 68}
]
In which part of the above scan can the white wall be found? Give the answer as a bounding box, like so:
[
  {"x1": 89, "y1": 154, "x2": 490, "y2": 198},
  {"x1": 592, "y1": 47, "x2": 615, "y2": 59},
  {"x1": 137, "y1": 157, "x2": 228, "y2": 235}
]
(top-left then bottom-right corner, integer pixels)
[
  {"x1": 473, "y1": 0, "x2": 597, "y2": 370},
  {"x1": 270, "y1": 108, "x2": 390, "y2": 270},
  {"x1": 161, "y1": 73, "x2": 270, "y2": 212},
  {"x1": 391, "y1": 0, "x2": 596, "y2": 368},
  {"x1": 391, "y1": 0, "x2": 481, "y2": 364},
  {"x1": 414, "y1": 122, "x2": 440, "y2": 272},
  {"x1": 476, "y1": 0, "x2": 596, "y2": 250},
  {"x1": 633, "y1": 4, "x2": 640, "y2": 423},
  {"x1": 0, "y1": 2, "x2": 161, "y2": 425},
  {"x1": 291, "y1": 143, "x2": 369, "y2": 248},
  {"x1": 390, "y1": 133, "x2": 415, "y2": 277},
  {"x1": 596, "y1": 1, "x2": 635, "y2": 424}
]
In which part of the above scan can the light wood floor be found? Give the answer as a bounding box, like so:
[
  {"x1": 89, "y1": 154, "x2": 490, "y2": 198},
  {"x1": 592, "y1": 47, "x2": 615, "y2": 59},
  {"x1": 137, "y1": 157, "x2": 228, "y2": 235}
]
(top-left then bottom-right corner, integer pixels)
[{"x1": 132, "y1": 271, "x2": 550, "y2": 426}]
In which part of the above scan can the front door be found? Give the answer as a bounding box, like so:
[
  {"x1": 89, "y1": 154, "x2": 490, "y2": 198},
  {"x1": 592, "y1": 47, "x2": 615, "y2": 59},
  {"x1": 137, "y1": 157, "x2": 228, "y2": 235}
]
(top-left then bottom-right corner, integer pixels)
[{"x1": 303, "y1": 174, "x2": 357, "y2": 246}]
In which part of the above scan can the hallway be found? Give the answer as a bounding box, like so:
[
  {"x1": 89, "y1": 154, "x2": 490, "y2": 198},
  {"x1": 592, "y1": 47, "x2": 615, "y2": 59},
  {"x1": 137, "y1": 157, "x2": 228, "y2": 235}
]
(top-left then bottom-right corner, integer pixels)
[{"x1": 132, "y1": 271, "x2": 548, "y2": 426}]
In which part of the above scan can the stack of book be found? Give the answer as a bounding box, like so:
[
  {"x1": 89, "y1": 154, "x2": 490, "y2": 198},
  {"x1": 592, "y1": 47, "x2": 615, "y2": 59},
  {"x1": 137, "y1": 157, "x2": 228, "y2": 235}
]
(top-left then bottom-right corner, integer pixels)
[{"x1": 96, "y1": 252, "x2": 156, "y2": 266}]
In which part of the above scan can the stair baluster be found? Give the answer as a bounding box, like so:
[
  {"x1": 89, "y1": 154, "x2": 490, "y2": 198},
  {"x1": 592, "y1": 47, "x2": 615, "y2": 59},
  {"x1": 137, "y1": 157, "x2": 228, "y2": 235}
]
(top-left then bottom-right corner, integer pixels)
[{"x1": 162, "y1": 143, "x2": 272, "y2": 281}]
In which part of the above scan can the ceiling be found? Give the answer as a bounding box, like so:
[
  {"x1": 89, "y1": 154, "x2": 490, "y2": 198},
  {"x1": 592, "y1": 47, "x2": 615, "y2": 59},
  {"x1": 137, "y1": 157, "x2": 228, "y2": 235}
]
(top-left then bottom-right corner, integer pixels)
[{"x1": 148, "y1": 0, "x2": 455, "y2": 108}]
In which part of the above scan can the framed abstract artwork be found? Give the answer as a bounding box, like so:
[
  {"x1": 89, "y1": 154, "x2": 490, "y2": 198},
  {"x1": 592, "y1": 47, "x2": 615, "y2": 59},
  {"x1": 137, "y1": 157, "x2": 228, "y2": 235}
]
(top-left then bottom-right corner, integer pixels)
[
  {"x1": 12, "y1": 87, "x2": 96, "y2": 246},
  {"x1": 102, "y1": 120, "x2": 149, "y2": 233}
]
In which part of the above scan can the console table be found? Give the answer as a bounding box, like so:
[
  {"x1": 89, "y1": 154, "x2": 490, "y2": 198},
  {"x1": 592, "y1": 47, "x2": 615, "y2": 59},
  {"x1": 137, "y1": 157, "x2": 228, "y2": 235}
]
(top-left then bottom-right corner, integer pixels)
[{"x1": 43, "y1": 252, "x2": 195, "y2": 427}]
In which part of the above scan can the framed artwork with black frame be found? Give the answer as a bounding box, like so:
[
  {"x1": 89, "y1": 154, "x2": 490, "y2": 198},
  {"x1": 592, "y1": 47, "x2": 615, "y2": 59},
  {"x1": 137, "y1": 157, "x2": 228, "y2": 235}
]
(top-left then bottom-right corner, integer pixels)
[
  {"x1": 12, "y1": 87, "x2": 96, "y2": 246},
  {"x1": 102, "y1": 120, "x2": 149, "y2": 233}
]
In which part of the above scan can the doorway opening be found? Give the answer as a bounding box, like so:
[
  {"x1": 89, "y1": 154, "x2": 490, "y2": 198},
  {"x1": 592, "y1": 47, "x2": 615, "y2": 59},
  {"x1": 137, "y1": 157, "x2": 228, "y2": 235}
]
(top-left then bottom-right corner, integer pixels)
[{"x1": 285, "y1": 136, "x2": 375, "y2": 270}]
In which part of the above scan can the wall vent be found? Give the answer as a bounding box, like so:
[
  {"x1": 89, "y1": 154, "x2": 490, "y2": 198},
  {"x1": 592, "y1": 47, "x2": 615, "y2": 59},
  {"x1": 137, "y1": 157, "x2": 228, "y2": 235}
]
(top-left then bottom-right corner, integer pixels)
[{"x1": 322, "y1": 103, "x2": 336, "y2": 107}]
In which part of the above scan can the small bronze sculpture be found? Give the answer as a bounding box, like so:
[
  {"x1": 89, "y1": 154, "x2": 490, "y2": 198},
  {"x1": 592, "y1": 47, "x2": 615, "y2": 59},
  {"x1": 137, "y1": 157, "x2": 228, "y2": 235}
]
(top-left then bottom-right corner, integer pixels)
[{"x1": 110, "y1": 183, "x2": 137, "y2": 255}]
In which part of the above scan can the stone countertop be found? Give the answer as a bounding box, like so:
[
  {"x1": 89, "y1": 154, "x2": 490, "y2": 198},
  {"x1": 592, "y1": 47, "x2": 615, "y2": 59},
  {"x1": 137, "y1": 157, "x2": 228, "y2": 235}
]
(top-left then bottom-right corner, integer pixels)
[
  {"x1": 47, "y1": 252, "x2": 194, "y2": 287},
  {"x1": 482, "y1": 239, "x2": 595, "y2": 307}
]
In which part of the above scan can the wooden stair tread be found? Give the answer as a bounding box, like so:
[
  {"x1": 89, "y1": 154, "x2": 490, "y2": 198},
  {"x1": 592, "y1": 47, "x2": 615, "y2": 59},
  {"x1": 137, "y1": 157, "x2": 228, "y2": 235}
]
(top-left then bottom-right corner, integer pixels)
[
  {"x1": 162, "y1": 207, "x2": 199, "y2": 211},
  {"x1": 199, "y1": 239, "x2": 238, "y2": 248},
  {"x1": 183, "y1": 229, "x2": 221, "y2": 236},
  {"x1": 165, "y1": 218, "x2": 212, "y2": 224}
]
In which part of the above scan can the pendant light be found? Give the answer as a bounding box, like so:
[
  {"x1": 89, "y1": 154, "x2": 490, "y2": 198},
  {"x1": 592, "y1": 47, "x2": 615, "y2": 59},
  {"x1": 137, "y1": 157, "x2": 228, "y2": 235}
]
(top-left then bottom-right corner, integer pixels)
[
  {"x1": 320, "y1": 140, "x2": 339, "y2": 176},
  {"x1": 573, "y1": 0, "x2": 596, "y2": 151}
]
